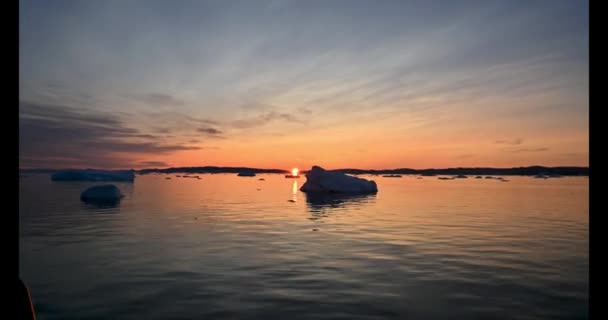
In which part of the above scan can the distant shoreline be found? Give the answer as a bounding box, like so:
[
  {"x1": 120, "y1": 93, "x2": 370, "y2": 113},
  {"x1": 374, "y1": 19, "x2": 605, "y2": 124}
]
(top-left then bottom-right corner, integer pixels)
[{"x1": 20, "y1": 166, "x2": 589, "y2": 176}]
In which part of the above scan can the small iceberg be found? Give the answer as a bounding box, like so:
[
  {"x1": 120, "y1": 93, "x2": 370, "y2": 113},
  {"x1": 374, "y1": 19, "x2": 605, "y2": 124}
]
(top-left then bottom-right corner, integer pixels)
[
  {"x1": 237, "y1": 171, "x2": 256, "y2": 177},
  {"x1": 475, "y1": 176, "x2": 482, "y2": 179},
  {"x1": 455, "y1": 175, "x2": 468, "y2": 179},
  {"x1": 382, "y1": 174, "x2": 402, "y2": 178},
  {"x1": 52, "y1": 169, "x2": 135, "y2": 182},
  {"x1": 299, "y1": 166, "x2": 377, "y2": 194},
  {"x1": 438, "y1": 177, "x2": 453, "y2": 180},
  {"x1": 80, "y1": 184, "x2": 124, "y2": 204}
]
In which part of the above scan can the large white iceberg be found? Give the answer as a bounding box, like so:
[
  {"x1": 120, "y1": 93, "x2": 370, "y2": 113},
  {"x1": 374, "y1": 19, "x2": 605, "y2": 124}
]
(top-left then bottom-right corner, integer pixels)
[
  {"x1": 51, "y1": 169, "x2": 135, "y2": 182},
  {"x1": 300, "y1": 166, "x2": 378, "y2": 194},
  {"x1": 80, "y1": 184, "x2": 124, "y2": 203}
]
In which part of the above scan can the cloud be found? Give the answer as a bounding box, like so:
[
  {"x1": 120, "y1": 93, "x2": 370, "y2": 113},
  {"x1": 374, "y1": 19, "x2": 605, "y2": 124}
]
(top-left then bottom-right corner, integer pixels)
[
  {"x1": 232, "y1": 111, "x2": 303, "y2": 128},
  {"x1": 457, "y1": 154, "x2": 474, "y2": 158},
  {"x1": 19, "y1": 101, "x2": 200, "y2": 168},
  {"x1": 86, "y1": 141, "x2": 198, "y2": 153},
  {"x1": 135, "y1": 93, "x2": 185, "y2": 106},
  {"x1": 298, "y1": 107, "x2": 313, "y2": 115},
  {"x1": 139, "y1": 161, "x2": 170, "y2": 167},
  {"x1": 197, "y1": 127, "x2": 223, "y2": 135},
  {"x1": 153, "y1": 127, "x2": 172, "y2": 134},
  {"x1": 140, "y1": 112, "x2": 220, "y2": 132},
  {"x1": 495, "y1": 138, "x2": 524, "y2": 145},
  {"x1": 511, "y1": 147, "x2": 549, "y2": 152},
  {"x1": 185, "y1": 115, "x2": 220, "y2": 126}
]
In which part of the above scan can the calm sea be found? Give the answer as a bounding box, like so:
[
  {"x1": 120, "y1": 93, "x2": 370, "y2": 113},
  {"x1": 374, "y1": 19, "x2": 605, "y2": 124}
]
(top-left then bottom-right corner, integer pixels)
[{"x1": 19, "y1": 173, "x2": 588, "y2": 319}]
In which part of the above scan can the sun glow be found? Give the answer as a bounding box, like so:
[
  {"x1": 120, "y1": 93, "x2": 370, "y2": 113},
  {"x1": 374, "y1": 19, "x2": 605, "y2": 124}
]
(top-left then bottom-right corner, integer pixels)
[{"x1": 292, "y1": 168, "x2": 299, "y2": 176}]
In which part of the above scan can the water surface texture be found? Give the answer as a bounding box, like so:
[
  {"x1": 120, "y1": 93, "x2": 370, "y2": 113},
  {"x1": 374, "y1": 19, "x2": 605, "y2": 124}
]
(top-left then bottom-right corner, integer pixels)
[{"x1": 19, "y1": 174, "x2": 588, "y2": 319}]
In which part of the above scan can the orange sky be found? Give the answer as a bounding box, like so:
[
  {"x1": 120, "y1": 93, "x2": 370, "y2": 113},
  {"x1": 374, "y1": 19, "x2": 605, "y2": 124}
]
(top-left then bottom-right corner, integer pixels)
[{"x1": 19, "y1": 1, "x2": 588, "y2": 170}]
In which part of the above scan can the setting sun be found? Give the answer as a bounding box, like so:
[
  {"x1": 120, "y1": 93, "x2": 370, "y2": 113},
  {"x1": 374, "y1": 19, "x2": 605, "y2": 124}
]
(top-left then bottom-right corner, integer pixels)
[{"x1": 292, "y1": 168, "x2": 299, "y2": 176}]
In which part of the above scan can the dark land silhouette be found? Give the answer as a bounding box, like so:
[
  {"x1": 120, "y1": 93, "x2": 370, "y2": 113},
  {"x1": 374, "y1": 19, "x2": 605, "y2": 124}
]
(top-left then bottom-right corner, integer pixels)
[{"x1": 20, "y1": 165, "x2": 588, "y2": 176}]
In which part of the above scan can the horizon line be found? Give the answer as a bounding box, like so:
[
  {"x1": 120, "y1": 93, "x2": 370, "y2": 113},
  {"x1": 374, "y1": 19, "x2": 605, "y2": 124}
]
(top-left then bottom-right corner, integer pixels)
[{"x1": 19, "y1": 164, "x2": 590, "y2": 171}]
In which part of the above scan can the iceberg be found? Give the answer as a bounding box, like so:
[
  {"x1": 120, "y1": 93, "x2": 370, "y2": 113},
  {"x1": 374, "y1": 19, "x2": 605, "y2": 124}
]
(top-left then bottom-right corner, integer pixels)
[
  {"x1": 80, "y1": 184, "x2": 124, "y2": 203},
  {"x1": 299, "y1": 166, "x2": 378, "y2": 194},
  {"x1": 51, "y1": 169, "x2": 135, "y2": 182}
]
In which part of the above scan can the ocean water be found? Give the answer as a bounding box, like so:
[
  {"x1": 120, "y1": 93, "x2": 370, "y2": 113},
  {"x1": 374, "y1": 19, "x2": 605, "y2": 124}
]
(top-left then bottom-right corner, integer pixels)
[{"x1": 19, "y1": 174, "x2": 588, "y2": 319}]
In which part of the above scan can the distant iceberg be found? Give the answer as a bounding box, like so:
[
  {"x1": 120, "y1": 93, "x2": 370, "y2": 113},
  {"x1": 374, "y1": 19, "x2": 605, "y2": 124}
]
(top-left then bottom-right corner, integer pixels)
[
  {"x1": 51, "y1": 169, "x2": 135, "y2": 182},
  {"x1": 299, "y1": 166, "x2": 378, "y2": 194}
]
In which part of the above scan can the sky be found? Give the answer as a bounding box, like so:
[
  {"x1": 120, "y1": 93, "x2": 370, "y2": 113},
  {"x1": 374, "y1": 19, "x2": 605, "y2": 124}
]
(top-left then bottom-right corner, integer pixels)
[{"x1": 19, "y1": 0, "x2": 588, "y2": 170}]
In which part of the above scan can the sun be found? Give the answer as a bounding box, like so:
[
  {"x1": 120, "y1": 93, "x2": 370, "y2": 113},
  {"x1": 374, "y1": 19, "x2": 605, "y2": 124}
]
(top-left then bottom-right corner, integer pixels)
[{"x1": 291, "y1": 168, "x2": 299, "y2": 176}]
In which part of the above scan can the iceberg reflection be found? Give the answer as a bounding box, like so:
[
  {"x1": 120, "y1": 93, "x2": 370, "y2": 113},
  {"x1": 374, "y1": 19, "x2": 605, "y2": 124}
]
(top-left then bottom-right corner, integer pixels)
[{"x1": 304, "y1": 192, "x2": 376, "y2": 214}]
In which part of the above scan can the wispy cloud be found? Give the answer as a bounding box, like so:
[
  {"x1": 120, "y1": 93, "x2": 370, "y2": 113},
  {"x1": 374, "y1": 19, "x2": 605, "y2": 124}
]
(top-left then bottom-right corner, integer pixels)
[
  {"x1": 511, "y1": 147, "x2": 549, "y2": 153},
  {"x1": 457, "y1": 154, "x2": 474, "y2": 159},
  {"x1": 232, "y1": 111, "x2": 303, "y2": 128},
  {"x1": 140, "y1": 112, "x2": 220, "y2": 132},
  {"x1": 495, "y1": 138, "x2": 524, "y2": 145},
  {"x1": 197, "y1": 127, "x2": 222, "y2": 135},
  {"x1": 298, "y1": 107, "x2": 313, "y2": 115},
  {"x1": 139, "y1": 161, "x2": 170, "y2": 167},
  {"x1": 153, "y1": 127, "x2": 172, "y2": 134},
  {"x1": 134, "y1": 93, "x2": 184, "y2": 106},
  {"x1": 19, "y1": 101, "x2": 199, "y2": 168},
  {"x1": 185, "y1": 115, "x2": 220, "y2": 126}
]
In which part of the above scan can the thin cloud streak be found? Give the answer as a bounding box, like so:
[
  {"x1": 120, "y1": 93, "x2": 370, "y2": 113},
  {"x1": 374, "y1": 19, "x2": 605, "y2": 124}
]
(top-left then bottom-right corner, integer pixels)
[
  {"x1": 511, "y1": 147, "x2": 549, "y2": 153},
  {"x1": 139, "y1": 161, "x2": 171, "y2": 167},
  {"x1": 232, "y1": 111, "x2": 304, "y2": 129},
  {"x1": 496, "y1": 138, "x2": 524, "y2": 145}
]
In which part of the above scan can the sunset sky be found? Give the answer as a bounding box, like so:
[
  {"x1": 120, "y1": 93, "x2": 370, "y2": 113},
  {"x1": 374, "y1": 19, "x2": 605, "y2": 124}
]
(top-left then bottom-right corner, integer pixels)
[{"x1": 19, "y1": 0, "x2": 588, "y2": 170}]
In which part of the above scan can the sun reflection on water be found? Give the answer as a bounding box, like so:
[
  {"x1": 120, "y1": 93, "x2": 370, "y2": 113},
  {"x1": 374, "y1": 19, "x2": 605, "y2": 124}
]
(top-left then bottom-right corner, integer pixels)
[{"x1": 292, "y1": 180, "x2": 298, "y2": 202}]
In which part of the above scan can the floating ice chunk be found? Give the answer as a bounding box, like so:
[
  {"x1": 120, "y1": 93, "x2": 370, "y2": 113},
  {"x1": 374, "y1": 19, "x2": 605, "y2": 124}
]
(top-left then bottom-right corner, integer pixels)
[
  {"x1": 80, "y1": 184, "x2": 123, "y2": 203},
  {"x1": 299, "y1": 166, "x2": 378, "y2": 194}
]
